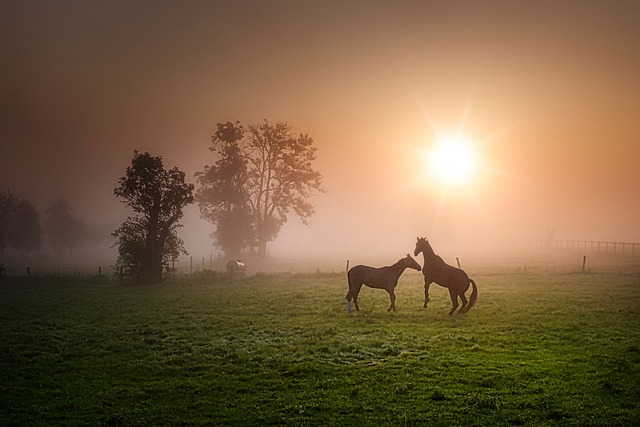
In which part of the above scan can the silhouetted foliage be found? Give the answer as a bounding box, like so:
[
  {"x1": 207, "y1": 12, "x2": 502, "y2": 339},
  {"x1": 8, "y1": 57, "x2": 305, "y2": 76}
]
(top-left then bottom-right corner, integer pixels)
[
  {"x1": 9, "y1": 199, "x2": 42, "y2": 256},
  {"x1": 0, "y1": 189, "x2": 20, "y2": 261},
  {"x1": 196, "y1": 120, "x2": 323, "y2": 257},
  {"x1": 46, "y1": 196, "x2": 84, "y2": 255},
  {"x1": 114, "y1": 151, "x2": 194, "y2": 283},
  {"x1": 196, "y1": 121, "x2": 254, "y2": 258},
  {"x1": 112, "y1": 216, "x2": 186, "y2": 282}
]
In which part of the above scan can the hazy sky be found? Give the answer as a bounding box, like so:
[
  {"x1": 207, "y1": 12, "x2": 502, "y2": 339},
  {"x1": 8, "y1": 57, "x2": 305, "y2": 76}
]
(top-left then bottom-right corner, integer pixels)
[{"x1": 2, "y1": 0, "x2": 639, "y2": 260}]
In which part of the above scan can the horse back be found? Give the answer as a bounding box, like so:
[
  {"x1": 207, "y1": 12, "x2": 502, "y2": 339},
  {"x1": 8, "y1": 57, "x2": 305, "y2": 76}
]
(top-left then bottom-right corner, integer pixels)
[
  {"x1": 348, "y1": 265, "x2": 396, "y2": 289},
  {"x1": 423, "y1": 257, "x2": 469, "y2": 287}
]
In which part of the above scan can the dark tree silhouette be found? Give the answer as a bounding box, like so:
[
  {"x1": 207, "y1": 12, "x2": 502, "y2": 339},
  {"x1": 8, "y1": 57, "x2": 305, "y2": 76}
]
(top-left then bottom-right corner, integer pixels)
[
  {"x1": 114, "y1": 151, "x2": 194, "y2": 283},
  {"x1": 9, "y1": 199, "x2": 42, "y2": 256},
  {"x1": 0, "y1": 189, "x2": 20, "y2": 262},
  {"x1": 196, "y1": 121, "x2": 254, "y2": 258},
  {"x1": 196, "y1": 120, "x2": 323, "y2": 258},
  {"x1": 112, "y1": 216, "x2": 187, "y2": 282}
]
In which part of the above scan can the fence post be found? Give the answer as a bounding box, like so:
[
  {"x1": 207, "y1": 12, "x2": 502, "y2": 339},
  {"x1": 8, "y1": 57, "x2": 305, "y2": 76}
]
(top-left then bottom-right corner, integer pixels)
[
  {"x1": 456, "y1": 257, "x2": 461, "y2": 268},
  {"x1": 345, "y1": 260, "x2": 350, "y2": 273},
  {"x1": 582, "y1": 255, "x2": 587, "y2": 272}
]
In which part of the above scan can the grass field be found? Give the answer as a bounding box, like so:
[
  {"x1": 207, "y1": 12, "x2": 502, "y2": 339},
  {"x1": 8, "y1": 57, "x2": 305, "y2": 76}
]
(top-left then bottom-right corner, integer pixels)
[{"x1": 1, "y1": 259, "x2": 639, "y2": 426}]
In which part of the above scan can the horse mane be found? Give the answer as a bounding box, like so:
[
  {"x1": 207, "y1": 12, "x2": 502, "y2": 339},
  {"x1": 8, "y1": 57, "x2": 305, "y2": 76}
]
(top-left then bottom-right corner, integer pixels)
[{"x1": 418, "y1": 238, "x2": 447, "y2": 270}]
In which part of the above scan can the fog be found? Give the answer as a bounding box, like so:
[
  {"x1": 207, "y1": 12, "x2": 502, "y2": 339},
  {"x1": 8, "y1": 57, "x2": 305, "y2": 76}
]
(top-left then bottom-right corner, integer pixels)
[{"x1": 2, "y1": 1, "x2": 639, "y2": 272}]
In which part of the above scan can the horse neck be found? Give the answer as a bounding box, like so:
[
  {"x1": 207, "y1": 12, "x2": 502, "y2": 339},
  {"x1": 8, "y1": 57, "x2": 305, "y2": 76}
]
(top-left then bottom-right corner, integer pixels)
[
  {"x1": 390, "y1": 260, "x2": 409, "y2": 277},
  {"x1": 419, "y1": 250, "x2": 428, "y2": 266},
  {"x1": 420, "y1": 247, "x2": 440, "y2": 268}
]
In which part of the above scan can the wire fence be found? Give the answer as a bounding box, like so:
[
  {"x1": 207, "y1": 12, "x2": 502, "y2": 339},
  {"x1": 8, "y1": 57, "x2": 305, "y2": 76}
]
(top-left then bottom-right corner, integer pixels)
[{"x1": 526, "y1": 239, "x2": 639, "y2": 255}]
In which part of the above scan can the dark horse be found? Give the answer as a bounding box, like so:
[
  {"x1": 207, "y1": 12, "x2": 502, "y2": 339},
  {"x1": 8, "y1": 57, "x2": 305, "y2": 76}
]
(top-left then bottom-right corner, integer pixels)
[
  {"x1": 346, "y1": 254, "x2": 422, "y2": 312},
  {"x1": 414, "y1": 237, "x2": 478, "y2": 315}
]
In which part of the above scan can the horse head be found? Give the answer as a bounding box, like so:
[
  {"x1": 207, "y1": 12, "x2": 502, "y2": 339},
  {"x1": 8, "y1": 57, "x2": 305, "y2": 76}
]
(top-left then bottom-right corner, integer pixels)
[
  {"x1": 403, "y1": 253, "x2": 422, "y2": 271},
  {"x1": 414, "y1": 237, "x2": 430, "y2": 256}
]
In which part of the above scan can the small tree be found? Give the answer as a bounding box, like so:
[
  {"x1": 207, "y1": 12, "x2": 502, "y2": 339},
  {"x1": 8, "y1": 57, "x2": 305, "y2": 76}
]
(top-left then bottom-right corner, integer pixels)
[
  {"x1": 9, "y1": 199, "x2": 42, "y2": 257},
  {"x1": 0, "y1": 189, "x2": 20, "y2": 262},
  {"x1": 114, "y1": 151, "x2": 194, "y2": 283},
  {"x1": 46, "y1": 197, "x2": 84, "y2": 255}
]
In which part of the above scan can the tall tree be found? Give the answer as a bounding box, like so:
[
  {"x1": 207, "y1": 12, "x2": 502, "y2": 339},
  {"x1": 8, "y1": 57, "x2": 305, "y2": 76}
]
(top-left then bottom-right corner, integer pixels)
[
  {"x1": 195, "y1": 121, "x2": 254, "y2": 258},
  {"x1": 114, "y1": 151, "x2": 194, "y2": 283},
  {"x1": 9, "y1": 199, "x2": 43, "y2": 256},
  {"x1": 196, "y1": 120, "x2": 323, "y2": 258},
  {"x1": 246, "y1": 120, "x2": 323, "y2": 256},
  {"x1": 0, "y1": 189, "x2": 20, "y2": 261}
]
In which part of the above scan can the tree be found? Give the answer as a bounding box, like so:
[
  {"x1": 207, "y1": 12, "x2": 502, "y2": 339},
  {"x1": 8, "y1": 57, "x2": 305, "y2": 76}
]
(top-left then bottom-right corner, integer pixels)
[
  {"x1": 196, "y1": 120, "x2": 323, "y2": 258},
  {"x1": 195, "y1": 121, "x2": 255, "y2": 258},
  {"x1": 112, "y1": 216, "x2": 187, "y2": 282},
  {"x1": 9, "y1": 199, "x2": 43, "y2": 256},
  {"x1": 114, "y1": 151, "x2": 194, "y2": 283},
  {"x1": 0, "y1": 189, "x2": 20, "y2": 262},
  {"x1": 247, "y1": 120, "x2": 323, "y2": 256},
  {"x1": 46, "y1": 197, "x2": 84, "y2": 255}
]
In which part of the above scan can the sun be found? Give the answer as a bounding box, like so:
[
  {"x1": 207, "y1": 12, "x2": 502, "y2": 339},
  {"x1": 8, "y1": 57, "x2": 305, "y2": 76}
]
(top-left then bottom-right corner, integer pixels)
[{"x1": 426, "y1": 135, "x2": 477, "y2": 186}]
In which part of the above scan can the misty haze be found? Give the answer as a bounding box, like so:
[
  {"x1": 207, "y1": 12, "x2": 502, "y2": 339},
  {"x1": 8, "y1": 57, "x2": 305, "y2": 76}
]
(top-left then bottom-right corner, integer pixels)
[
  {"x1": 1, "y1": 2, "x2": 639, "y2": 424},
  {"x1": 2, "y1": 1, "x2": 640, "y2": 277}
]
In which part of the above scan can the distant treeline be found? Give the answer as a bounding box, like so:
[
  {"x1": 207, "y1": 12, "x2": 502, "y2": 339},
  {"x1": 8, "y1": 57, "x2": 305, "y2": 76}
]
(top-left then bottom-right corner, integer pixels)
[{"x1": 0, "y1": 189, "x2": 113, "y2": 263}]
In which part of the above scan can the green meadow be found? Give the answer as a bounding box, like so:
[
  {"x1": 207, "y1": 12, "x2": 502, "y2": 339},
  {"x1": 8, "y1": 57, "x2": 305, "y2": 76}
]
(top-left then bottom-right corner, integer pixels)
[{"x1": 1, "y1": 259, "x2": 639, "y2": 426}]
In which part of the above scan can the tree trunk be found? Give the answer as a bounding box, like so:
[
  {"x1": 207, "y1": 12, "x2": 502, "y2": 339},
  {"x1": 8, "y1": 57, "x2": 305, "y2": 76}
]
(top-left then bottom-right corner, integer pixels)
[{"x1": 257, "y1": 238, "x2": 268, "y2": 258}]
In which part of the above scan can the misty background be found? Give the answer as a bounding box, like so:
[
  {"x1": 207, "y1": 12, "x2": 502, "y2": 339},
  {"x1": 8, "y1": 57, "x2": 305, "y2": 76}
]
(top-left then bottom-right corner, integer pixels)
[{"x1": 2, "y1": 1, "x2": 639, "y2": 272}]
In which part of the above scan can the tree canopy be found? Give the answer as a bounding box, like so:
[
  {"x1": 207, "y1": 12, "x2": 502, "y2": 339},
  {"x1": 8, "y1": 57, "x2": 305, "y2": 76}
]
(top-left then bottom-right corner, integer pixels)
[{"x1": 196, "y1": 120, "x2": 323, "y2": 258}]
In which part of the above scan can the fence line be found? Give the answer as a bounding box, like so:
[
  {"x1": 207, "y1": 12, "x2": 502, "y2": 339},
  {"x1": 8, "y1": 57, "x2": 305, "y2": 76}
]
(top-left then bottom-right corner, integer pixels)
[{"x1": 527, "y1": 239, "x2": 639, "y2": 255}]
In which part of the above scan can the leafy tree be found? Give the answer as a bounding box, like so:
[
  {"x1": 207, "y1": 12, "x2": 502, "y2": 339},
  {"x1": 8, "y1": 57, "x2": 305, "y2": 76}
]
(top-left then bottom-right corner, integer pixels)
[
  {"x1": 195, "y1": 121, "x2": 255, "y2": 258},
  {"x1": 196, "y1": 120, "x2": 323, "y2": 257},
  {"x1": 112, "y1": 216, "x2": 187, "y2": 282},
  {"x1": 114, "y1": 151, "x2": 194, "y2": 283},
  {"x1": 247, "y1": 120, "x2": 323, "y2": 256},
  {"x1": 0, "y1": 189, "x2": 20, "y2": 261},
  {"x1": 9, "y1": 199, "x2": 42, "y2": 256},
  {"x1": 46, "y1": 196, "x2": 84, "y2": 255}
]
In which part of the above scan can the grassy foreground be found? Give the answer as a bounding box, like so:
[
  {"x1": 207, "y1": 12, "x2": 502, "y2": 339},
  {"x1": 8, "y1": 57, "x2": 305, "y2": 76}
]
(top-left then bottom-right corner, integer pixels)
[{"x1": 1, "y1": 265, "x2": 639, "y2": 426}]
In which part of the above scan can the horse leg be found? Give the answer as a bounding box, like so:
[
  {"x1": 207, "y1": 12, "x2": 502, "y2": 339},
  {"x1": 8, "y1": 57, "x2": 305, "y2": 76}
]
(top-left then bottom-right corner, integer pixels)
[
  {"x1": 458, "y1": 291, "x2": 468, "y2": 314},
  {"x1": 387, "y1": 289, "x2": 397, "y2": 312},
  {"x1": 423, "y1": 278, "x2": 432, "y2": 309},
  {"x1": 447, "y1": 288, "x2": 459, "y2": 315},
  {"x1": 353, "y1": 283, "x2": 362, "y2": 311}
]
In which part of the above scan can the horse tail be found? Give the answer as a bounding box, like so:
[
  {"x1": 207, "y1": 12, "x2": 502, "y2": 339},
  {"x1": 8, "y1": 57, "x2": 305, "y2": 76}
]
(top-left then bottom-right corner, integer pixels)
[
  {"x1": 346, "y1": 270, "x2": 353, "y2": 302},
  {"x1": 466, "y1": 279, "x2": 478, "y2": 312}
]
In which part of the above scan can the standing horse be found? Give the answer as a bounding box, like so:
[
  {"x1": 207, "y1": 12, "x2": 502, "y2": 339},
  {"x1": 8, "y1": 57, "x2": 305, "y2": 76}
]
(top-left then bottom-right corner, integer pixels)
[
  {"x1": 346, "y1": 254, "x2": 422, "y2": 312},
  {"x1": 414, "y1": 237, "x2": 478, "y2": 315}
]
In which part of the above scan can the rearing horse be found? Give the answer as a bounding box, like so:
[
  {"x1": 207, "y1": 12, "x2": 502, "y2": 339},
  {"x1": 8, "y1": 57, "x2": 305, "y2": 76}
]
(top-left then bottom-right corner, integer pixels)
[
  {"x1": 414, "y1": 237, "x2": 478, "y2": 315},
  {"x1": 346, "y1": 254, "x2": 422, "y2": 312}
]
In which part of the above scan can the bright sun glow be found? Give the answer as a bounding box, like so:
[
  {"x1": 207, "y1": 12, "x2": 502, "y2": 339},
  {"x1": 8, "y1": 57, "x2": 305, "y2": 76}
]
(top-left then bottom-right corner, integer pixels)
[{"x1": 427, "y1": 136, "x2": 477, "y2": 186}]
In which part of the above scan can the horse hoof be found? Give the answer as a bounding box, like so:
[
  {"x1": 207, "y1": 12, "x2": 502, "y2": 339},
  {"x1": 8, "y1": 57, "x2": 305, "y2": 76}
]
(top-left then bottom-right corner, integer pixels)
[{"x1": 423, "y1": 304, "x2": 428, "y2": 309}]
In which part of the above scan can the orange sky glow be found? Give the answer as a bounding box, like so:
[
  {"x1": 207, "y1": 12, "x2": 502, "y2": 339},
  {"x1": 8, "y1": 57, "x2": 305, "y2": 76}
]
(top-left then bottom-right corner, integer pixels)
[{"x1": 1, "y1": 1, "x2": 639, "y2": 262}]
